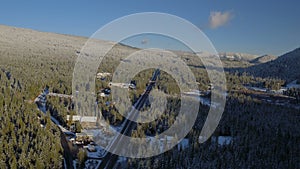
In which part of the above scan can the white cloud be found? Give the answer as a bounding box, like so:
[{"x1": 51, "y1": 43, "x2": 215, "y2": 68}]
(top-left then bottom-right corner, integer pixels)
[{"x1": 209, "y1": 11, "x2": 234, "y2": 29}]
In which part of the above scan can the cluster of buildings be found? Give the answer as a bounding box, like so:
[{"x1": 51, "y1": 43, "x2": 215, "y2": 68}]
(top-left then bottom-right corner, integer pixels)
[{"x1": 66, "y1": 115, "x2": 98, "y2": 146}]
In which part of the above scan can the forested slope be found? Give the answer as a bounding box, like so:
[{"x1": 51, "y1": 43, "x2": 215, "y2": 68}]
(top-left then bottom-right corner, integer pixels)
[{"x1": 0, "y1": 69, "x2": 63, "y2": 168}]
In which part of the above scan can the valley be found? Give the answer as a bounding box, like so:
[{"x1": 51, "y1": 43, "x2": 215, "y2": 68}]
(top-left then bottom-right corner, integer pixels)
[{"x1": 0, "y1": 24, "x2": 299, "y2": 169}]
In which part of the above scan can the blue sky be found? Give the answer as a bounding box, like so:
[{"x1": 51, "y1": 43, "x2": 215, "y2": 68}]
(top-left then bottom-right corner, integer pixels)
[{"x1": 0, "y1": 0, "x2": 299, "y2": 55}]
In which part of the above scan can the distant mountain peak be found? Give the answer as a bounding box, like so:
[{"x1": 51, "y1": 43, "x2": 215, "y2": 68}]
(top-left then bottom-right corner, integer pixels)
[{"x1": 219, "y1": 52, "x2": 259, "y2": 61}]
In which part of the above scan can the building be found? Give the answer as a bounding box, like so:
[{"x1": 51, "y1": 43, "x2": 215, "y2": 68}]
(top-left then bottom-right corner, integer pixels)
[
  {"x1": 75, "y1": 132, "x2": 94, "y2": 145},
  {"x1": 66, "y1": 115, "x2": 98, "y2": 129}
]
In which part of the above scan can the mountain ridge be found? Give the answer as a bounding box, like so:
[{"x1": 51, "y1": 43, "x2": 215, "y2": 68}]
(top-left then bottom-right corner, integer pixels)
[{"x1": 242, "y1": 47, "x2": 300, "y2": 82}]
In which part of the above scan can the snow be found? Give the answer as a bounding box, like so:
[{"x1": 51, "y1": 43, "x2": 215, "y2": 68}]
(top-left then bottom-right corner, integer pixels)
[
  {"x1": 244, "y1": 86, "x2": 267, "y2": 92},
  {"x1": 178, "y1": 138, "x2": 189, "y2": 151},
  {"x1": 35, "y1": 88, "x2": 75, "y2": 135},
  {"x1": 182, "y1": 94, "x2": 211, "y2": 107},
  {"x1": 218, "y1": 136, "x2": 232, "y2": 145},
  {"x1": 63, "y1": 158, "x2": 67, "y2": 169},
  {"x1": 86, "y1": 145, "x2": 106, "y2": 158},
  {"x1": 82, "y1": 128, "x2": 116, "y2": 148},
  {"x1": 85, "y1": 159, "x2": 102, "y2": 169},
  {"x1": 211, "y1": 136, "x2": 233, "y2": 146},
  {"x1": 73, "y1": 160, "x2": 77, "y2": 169},
  {"x1": 100, "y1": 92, "x2": 109, "y2": 97},
  {"x1": 287, "y1": 80, "x2": 300, "y2": 89},
  {"x1": 146, "y1": 136, "x2": 189, "y2": 152},
  {"x1": 117, "y1": 156, "x2": 127, "y2": 163}
]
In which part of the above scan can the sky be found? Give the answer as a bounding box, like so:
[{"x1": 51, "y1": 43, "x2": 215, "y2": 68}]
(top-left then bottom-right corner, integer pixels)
[{"x1": 0, "y1": 0, "x2": 299, "y2": 56}]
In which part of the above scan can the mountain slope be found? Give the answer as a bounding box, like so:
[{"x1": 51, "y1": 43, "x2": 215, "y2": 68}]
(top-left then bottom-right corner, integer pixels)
[
  {"x1": 244, "y1": 48, "x2": 300, "y2": 82},
  {"x1": 250, "y1": 54, "x2": 277, "y2": 64}
]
